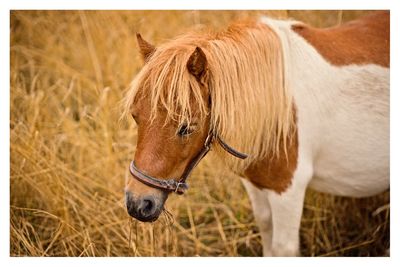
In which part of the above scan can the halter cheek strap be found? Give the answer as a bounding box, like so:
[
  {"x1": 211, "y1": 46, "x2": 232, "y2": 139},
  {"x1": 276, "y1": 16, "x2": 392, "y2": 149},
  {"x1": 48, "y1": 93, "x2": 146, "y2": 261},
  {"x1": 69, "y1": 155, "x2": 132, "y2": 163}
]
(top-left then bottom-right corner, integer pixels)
[{"x1": 129, "y1": 132, "x2": 247, "y2": 195}]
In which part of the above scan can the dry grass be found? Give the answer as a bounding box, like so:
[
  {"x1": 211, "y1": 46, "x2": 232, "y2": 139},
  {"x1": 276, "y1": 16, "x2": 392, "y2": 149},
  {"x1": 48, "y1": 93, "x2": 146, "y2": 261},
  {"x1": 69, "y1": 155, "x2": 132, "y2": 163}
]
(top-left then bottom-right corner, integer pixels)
[{"x1": 10, "y1": 10, "x2": 389, "y2": 257}]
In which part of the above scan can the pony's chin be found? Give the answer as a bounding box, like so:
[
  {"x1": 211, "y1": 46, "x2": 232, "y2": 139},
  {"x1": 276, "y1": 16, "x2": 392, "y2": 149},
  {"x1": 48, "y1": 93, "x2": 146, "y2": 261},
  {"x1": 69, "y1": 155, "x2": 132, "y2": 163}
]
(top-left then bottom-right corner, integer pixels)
[{"x1": 137, "y1": 214, "x2": 160, "y2": 223}]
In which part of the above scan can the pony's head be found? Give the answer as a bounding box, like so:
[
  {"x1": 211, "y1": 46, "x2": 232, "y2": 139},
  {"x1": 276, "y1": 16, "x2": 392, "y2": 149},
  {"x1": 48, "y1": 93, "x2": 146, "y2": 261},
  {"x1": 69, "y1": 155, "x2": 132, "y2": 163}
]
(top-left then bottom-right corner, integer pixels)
[
  {"x1": 124, "y1": 34, "x2": 212, "y2": 222},
  {"x1": 124, "y1": 23, "x2": 294, "y2": 222}
]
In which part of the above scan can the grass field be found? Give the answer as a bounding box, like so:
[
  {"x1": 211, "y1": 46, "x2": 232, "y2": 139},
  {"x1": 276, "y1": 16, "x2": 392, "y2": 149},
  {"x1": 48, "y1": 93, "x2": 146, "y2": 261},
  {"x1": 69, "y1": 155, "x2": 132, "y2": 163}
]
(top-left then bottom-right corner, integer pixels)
[{"x1": 10, "y1": 10, "x2": 389, "y2": 256}]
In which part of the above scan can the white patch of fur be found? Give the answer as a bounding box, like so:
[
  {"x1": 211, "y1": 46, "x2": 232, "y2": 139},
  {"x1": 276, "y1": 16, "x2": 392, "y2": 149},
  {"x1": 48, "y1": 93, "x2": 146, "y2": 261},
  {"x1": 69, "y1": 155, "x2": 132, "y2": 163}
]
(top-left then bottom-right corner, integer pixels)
[{"x1": 244, "y1": 16, "x2": 390, "y2": 256}]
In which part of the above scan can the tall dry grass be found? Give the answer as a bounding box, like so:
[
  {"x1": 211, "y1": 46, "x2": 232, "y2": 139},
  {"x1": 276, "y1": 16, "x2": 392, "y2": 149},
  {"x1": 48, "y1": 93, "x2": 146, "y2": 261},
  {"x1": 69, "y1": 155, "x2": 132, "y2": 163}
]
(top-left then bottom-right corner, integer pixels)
[{"x1": 10, "y1": 10, "x2": 389, "y2": 256}]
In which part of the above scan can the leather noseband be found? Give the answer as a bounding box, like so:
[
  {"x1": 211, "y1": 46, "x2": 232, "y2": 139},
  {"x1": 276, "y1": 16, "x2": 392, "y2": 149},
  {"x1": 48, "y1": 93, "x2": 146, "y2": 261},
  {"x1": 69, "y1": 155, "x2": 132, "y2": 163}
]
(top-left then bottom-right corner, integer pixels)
[{"x1": 129, "y1": 131, "x2": 248, "y2": 194}]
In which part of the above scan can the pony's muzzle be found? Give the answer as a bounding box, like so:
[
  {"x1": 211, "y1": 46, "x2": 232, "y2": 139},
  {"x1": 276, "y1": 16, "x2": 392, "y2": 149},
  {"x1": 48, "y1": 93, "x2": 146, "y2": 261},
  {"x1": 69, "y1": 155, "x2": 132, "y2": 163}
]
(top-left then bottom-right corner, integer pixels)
[{"x1": 125, "y1": 191, "x2": 164, "y2": 222}]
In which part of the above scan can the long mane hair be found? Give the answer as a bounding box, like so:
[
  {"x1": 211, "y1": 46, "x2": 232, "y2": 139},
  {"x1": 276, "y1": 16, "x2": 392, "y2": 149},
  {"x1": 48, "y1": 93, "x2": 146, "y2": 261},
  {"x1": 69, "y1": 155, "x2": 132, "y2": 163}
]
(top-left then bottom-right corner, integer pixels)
[{"x1": 124, "y1": 21, "x2": 295, "y2": 170}]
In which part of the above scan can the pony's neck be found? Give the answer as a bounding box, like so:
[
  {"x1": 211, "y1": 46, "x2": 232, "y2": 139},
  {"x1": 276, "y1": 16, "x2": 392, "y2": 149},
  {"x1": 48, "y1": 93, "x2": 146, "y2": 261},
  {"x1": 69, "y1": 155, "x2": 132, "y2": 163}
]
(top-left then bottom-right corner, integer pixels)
[
  {"x1": 261, "y1": 17, "x2": 341, "y2": 118},
  {"x1": 205, "y1": 22, "x2": 295, "y2": 170}
]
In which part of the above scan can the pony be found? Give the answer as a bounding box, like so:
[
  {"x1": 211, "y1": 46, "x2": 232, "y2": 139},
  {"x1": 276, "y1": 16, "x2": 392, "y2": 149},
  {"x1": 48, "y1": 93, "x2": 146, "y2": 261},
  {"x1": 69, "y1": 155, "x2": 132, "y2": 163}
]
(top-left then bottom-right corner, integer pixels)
[{"x1": 123, "y1": 11, "x2": 389, "y2": 256}]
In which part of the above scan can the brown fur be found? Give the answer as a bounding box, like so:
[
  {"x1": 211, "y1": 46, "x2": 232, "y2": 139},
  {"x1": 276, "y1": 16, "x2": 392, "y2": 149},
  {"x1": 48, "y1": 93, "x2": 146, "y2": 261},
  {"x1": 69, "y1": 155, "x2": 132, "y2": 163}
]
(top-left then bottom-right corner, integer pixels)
[
  {"x1": 243, "y1": 108, "x2": 298, "y2": 193},
  {"x1": 291, "y1": 11, "x2": 389, "y2": 67}
]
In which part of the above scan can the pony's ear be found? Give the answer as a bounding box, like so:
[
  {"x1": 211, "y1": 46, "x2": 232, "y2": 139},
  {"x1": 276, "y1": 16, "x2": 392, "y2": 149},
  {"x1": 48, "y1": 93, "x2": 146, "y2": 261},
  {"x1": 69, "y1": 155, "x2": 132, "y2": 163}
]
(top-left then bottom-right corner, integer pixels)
[
  {"x1": 187, "y1": 47, "x2": 207, "y2": 81},
  {"x1": 136, "y1": 33, "x2": 155, "y2": 62}
]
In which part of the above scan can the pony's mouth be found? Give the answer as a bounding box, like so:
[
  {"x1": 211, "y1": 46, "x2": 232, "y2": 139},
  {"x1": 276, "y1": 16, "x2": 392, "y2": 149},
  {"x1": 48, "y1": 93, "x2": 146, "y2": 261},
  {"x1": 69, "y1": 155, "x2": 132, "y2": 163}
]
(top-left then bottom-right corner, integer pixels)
[{"x1": 127, "y1": 206, "x2": 162, "y2": 222}]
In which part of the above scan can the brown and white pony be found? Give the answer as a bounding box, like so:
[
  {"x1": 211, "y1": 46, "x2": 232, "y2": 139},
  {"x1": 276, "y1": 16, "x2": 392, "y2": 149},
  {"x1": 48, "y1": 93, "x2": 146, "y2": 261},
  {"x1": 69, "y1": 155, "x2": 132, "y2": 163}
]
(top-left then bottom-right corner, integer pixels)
[{"x1": 123, "y1": 11, "x2": 389, "y2": 256}]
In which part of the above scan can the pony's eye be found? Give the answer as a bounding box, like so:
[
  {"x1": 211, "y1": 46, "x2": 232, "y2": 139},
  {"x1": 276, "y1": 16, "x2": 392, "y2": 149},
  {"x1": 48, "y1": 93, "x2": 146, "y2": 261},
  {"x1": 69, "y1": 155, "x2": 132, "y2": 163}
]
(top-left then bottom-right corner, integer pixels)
[{"x1": 177, "y1": 124, "x2": 195, "y2": 137}]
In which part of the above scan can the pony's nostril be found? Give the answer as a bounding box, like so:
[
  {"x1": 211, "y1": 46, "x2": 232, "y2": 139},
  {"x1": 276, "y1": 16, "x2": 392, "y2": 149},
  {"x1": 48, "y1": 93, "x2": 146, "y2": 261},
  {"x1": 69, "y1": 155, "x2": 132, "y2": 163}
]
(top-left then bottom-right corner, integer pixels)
[{"x1": 137, "y1": 197, "x2": 156, "y2": 217}]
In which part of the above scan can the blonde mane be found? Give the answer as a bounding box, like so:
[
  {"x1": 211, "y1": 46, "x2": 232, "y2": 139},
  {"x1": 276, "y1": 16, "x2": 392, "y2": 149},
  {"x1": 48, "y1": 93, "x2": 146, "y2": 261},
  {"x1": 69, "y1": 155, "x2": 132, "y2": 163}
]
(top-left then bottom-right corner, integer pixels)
[{"x1": 124, "y1": 21, "x2": 295, "y2": 170}]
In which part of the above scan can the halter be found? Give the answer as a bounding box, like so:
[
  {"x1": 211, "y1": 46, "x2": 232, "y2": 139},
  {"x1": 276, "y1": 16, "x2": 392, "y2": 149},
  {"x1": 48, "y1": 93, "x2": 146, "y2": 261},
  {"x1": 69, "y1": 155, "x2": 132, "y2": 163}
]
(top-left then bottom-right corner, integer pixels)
[{"x1": 129, "y1": 131, "x2": 248, "y2": 195}]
